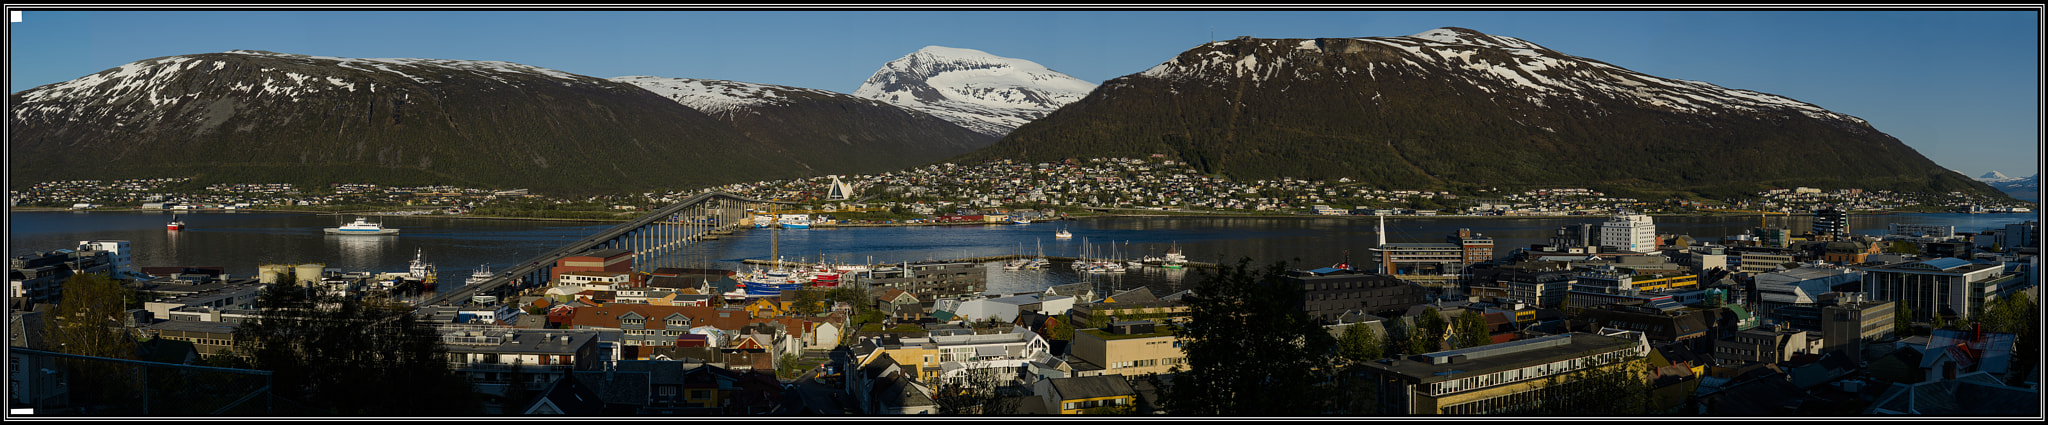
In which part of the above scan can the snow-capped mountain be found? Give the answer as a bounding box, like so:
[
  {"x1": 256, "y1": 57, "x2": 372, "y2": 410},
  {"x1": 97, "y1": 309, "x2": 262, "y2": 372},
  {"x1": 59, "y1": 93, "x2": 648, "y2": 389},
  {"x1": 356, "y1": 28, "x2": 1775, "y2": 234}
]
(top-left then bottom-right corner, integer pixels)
[
  {"x1": 959, "y1": 27, "x2": 1998, "y2": 198},
  {"x1": 612, "y1": 76, "x2": 995, "y2": 174},
  {"x1": 1137, "y1": 28, "x2": 1869, "y2": 129},
  {"x1": 853, "y1": 46, "x2": 1097, "y2": 138},
  {"x1": 6, "y1": 50, "x2": 958, "y2": 193},
  {"x1": 1977, "y1": 171, "x2": 2022, "y2": 182}
]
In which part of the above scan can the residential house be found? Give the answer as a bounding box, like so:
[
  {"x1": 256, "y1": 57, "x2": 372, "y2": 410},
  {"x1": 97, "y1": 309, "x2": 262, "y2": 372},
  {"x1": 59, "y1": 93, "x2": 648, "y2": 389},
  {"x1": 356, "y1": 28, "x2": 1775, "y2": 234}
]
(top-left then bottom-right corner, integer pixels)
[{"x1": 1864, "y1": 370, "x2": 2039, "y2": 415}]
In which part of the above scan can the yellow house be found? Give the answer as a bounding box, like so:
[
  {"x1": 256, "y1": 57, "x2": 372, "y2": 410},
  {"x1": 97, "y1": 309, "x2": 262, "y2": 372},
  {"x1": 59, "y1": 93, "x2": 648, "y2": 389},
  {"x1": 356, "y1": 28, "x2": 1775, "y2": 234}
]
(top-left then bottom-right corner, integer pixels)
[
  {"x1": 1035, "y1": 375, "x2": 1137, "y2": 414},
  {"x1": 853, "y1": 336, "x2": 941, "y2": 382},
  {"x1": 740, "y1": 297, "x2": 788, "y2": 318}
]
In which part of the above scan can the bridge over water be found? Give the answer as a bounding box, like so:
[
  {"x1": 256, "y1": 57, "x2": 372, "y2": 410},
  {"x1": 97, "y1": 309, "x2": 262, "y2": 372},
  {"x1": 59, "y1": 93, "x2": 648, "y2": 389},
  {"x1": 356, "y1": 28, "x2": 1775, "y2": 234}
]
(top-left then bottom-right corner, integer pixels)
[{"x1": 418, "y1": 191, "x2": 792, "y2": 307}]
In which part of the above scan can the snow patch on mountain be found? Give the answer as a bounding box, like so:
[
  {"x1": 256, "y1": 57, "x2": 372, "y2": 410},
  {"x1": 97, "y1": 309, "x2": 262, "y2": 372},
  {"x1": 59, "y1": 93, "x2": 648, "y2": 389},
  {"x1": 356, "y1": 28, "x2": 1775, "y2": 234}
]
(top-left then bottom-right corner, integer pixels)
[
  {"x1": 612, "y1": 75, "x2": 869, "y2": 119},
  {"x1": 11, "y1": 50, "x2": 610, "y2": 126},
  {"x1": 1135, "y1": 27, "x2": 1871, "y2": 128},
  {"x1": 854, "y1": 46, "x2": 1097, "y2": 137}
]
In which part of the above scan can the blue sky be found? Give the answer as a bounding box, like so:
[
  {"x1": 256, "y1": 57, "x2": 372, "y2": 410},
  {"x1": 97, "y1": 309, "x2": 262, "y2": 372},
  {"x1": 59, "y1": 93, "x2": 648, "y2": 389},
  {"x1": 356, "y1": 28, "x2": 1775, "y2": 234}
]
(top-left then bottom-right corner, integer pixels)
[{"x1": 8, "y1": 8, "x2": 2040, "y2": 179}]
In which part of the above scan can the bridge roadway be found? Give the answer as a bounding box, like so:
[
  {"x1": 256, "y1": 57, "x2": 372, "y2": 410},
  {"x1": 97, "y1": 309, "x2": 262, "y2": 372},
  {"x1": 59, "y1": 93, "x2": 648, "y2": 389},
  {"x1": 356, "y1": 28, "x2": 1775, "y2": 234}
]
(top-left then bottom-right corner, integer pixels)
[{"x1": 418, "y1": 191, "x2": 791, "y2": 307}]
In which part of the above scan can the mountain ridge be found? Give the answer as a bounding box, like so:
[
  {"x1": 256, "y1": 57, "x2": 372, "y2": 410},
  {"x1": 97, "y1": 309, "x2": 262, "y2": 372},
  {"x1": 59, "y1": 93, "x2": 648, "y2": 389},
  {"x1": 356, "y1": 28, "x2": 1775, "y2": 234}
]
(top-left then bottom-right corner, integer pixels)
[{"x1": 955, "y1": 27, "x2": 2003, "y2": 199}]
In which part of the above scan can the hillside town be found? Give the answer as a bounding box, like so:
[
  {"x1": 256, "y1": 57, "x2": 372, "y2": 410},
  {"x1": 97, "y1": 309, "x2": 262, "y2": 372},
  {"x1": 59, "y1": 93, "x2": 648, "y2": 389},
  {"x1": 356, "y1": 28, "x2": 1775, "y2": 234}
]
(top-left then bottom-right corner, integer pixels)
[
  {"x1": 11, "y1": 192, "x2": 2039, "y2": 415},
  {"x1": 10, "y1": 158, "x2": 2034, "y2": 220}
]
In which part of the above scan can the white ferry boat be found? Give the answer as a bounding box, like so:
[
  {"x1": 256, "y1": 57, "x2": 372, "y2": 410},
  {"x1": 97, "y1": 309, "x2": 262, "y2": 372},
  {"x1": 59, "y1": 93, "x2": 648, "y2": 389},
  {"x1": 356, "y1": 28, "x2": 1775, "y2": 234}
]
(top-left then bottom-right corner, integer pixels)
[
  {"x1": 780, "y1": 214, "x2": 812, "y2": 229},
  {"x1": 325, "y1": 217, "x2": 398, "y2": 235}
]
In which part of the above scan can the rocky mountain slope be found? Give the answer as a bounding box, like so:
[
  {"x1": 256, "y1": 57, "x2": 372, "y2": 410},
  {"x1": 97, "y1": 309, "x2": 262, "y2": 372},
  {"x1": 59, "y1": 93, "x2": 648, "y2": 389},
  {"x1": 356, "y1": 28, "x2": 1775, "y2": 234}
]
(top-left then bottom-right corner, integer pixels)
[
  {"x1": 8, "y1": 51, "x2": 975, "y2": 194},
  {"x1": 613, "y1": 76, "x2": 995, "y2": 176},
  {"x1": 957, "y1": 28, "x2": 2002, "y2": 199}
]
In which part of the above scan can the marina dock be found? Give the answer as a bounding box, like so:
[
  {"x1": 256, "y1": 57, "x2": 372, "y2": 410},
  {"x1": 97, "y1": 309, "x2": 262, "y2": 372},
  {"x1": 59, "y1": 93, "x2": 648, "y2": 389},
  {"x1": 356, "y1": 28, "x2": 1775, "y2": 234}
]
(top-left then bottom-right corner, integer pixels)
[{"x1": 741, "y1": 254, "x2": 1217, "y2": 269}]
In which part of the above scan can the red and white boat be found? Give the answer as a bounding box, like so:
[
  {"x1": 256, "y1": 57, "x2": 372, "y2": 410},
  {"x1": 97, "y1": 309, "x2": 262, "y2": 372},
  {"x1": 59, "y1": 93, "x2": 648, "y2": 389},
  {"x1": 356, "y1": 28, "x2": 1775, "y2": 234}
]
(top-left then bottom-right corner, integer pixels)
[{"x1": 166, "y1": 215, "x2": 186, "y2": 231}]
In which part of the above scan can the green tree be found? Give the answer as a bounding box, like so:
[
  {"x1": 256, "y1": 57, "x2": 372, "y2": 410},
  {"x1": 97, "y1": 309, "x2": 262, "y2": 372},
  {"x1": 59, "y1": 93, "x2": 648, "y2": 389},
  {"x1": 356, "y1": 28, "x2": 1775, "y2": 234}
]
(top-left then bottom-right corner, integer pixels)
[
  {"x1": 1337, "y1": 322, "x2": 1384, "y2": 363},
  {"x1": 1412, "y1": 307, "x2": 1450, "y2": 354},
  {"x1": 1980, "y1": 294, "x2": 2038, "y2": 376},
  {"x1": 1048, "y1": 318, "x2": 1075, "y2": 341},
  {"x1": 1894, "y1": 302, "x2": 1915, "y2": 337},
  {"x1": 236, "y1": 278, "x2": 482, "y2": 415},
  {"x1": 1452, "y1": 310, "x2": 1492, "y2": 349},
  {"x1": 930, "y1": 363, "x2": 1023, "y2": 414},
  {"x1": 41, "y1": 272, "x2": 145, "y2": 413},
  {"x1": 1163, "y1": 258, "x2": 1340, "y2": 415},
  {"x1": 786, "y1": 289, "x2": 828, "y2": 316},
  {"x1": 44, "y1": 273, "x2": 138, "y2": 359}
]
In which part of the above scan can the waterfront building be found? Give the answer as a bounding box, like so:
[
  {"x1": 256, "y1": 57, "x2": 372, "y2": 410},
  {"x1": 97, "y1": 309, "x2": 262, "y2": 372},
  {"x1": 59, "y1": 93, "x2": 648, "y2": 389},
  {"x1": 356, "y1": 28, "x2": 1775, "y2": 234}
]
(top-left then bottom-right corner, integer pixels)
[
  {"x1": 859, "y1": 261, "x2": 987, "y2": 302},
  {"x1": 1067, "y1": 293, "x2": 1190, "y2": 330},
  {"x1": 1067, "y1": 320, "x2": 1187, "y2": 378},
  {"x1": 1355, "y1": 331, "x2": 1650, "y2": 415},
  {"x1": 9, "y1": 247, "x2": 115, "y2": 306},
  {"x1": 1454, "y1": 228, "x2": 1495, "y2": 266},
  {"x1": 1599, "y1": 213, "x2": 1658, "y2": 253},
  {"x1": 1887, "y1": 223, "x2": 1956, "y2": 239},
  {"x1": 1862, "y1": 258, "x2": 2022, "y2": 322},
  {"x1": 1549, "y1": 223, "x2": 1597, "y2": 252},
  {"x1": 556, "y1": 249, "x2": 635, "y2": 276},
  {"x1": 1811, "y1": 208, "x2": 1849, "y2": 241}
]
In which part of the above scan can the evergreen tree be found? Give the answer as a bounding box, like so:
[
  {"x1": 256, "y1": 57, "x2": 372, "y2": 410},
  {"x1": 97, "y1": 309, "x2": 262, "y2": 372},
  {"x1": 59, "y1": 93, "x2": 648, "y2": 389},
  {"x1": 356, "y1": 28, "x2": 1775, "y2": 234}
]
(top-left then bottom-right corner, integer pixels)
[{"x1": 1163, "y1": 258, "x2": 1341, "y2": 415}]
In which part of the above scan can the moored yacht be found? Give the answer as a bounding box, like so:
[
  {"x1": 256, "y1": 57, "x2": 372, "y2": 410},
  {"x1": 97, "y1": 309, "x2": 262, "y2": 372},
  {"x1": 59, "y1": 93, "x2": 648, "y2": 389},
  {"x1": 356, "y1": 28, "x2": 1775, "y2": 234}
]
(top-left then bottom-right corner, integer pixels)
[{"x1": 325, "y1": 216, "x2": 398, "y2": 235}]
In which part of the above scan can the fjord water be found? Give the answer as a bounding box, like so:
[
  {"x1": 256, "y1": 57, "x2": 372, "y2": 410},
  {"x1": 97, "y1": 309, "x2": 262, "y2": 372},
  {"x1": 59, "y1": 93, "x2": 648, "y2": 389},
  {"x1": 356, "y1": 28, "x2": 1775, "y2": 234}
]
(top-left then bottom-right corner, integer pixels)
[{"x1": 9, "y1": 211, "x2": 2037, "y2": 298}]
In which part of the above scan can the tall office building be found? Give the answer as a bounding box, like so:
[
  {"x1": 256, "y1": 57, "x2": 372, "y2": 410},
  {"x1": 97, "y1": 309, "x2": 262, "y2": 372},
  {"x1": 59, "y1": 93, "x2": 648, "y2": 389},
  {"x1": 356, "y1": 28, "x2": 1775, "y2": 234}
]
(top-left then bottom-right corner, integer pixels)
[{"x1": 1812, "y1": 208, "x2": 1849, "y2": 240}]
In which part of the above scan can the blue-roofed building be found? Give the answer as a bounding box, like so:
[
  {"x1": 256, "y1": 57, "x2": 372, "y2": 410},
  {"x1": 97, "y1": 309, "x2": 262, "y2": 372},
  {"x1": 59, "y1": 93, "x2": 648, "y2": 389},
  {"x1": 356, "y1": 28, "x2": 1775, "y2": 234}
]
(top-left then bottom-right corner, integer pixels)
[{"x1": 1862, "y1": 257, "x2": 2022, "y2": 322}]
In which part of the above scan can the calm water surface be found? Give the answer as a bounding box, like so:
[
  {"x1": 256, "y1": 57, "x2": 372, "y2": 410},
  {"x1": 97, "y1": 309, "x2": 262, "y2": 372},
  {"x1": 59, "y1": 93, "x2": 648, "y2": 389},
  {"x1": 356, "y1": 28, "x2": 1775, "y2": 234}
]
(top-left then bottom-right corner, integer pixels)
[{"x1": 10, "y1": 210, "x2": 2037, "y2": 298}]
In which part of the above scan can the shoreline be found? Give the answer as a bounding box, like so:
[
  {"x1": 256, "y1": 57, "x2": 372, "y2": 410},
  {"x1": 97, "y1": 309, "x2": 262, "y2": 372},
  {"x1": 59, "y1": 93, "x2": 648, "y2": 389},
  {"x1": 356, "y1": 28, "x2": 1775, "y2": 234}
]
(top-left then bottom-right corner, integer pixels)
[{"x1": 11, "y1": 207, "x2": 2022, "y2": 228}]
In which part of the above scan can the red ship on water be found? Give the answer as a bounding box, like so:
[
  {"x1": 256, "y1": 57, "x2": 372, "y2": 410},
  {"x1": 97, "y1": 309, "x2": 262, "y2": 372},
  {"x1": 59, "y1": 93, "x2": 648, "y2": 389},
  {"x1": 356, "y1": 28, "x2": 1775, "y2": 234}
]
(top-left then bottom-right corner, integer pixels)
[{"x1": 166, "y1": 215, "x2": 186, "y2": 231}]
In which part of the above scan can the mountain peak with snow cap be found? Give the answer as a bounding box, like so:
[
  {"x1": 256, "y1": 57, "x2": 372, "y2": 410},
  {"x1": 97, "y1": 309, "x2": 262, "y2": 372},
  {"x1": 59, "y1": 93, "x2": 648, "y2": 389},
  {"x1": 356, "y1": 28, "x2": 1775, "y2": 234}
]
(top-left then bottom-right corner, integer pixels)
[{"x1": 854, "y1": 46, "x2": 1097, "y2": 138}]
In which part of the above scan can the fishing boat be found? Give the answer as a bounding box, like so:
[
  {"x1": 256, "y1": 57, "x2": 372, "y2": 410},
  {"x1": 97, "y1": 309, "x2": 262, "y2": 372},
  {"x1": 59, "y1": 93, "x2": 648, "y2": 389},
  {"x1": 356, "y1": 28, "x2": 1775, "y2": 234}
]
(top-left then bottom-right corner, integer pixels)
[
  {"x1": 1162, "y1": 244, "x2": 1188, "y2": 269},
  {"x1": 166, "y1": 214, "x2": 186, "y2": 231},
  {"x1": 1010, "y1": 216, "x2": 1033, "y2": 225},
  {"x1": 1055, "y1": 228, "x2": 1072, "y2": 239},
  {"x1": 325, "y1": 216, "x2": 399, "y2": 235}
]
